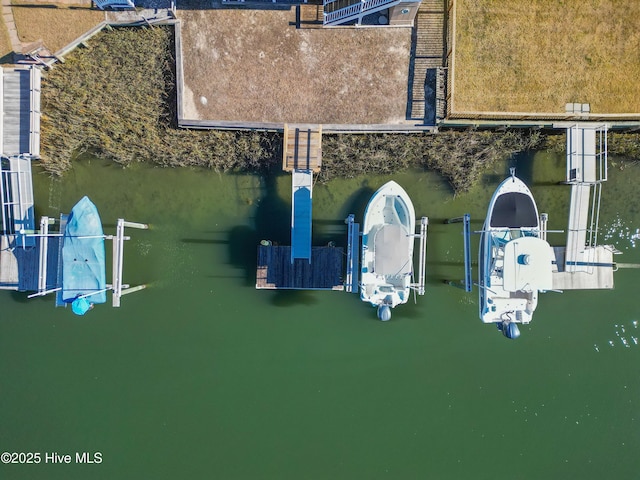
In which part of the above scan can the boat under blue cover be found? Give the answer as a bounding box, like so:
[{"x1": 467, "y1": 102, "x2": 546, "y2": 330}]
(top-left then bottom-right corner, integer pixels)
[{"x1": 62, "y1": 196, "x2": 107, "y2": 304}]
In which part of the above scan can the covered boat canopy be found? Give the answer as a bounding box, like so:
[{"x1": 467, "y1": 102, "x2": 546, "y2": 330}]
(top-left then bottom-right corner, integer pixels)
[
  {"x1": 490, "y1": 192, "x2": 538, "y2": 228},
  {"x1": 61, "y1": 196, "x2": 107, "y2": 305}
]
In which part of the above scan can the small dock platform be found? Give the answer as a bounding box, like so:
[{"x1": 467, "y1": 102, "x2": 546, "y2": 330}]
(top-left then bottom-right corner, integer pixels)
[
  {"x1": 551, "y1": 245, "x2": 615, "y2": 290},
  {"x1": 282, "y1": 124, "x2": 322, "y2": 172},
  {"x1": 256, "y1": 245, "x2": 344, "y2": 290}
]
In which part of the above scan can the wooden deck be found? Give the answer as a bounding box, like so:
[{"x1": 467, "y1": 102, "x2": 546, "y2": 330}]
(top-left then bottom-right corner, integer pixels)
[
  {"x1": 256, "y1": 245, "x2": 344, "y2": 290},
  {"x1": 282, "y1": 124, "x2": 322, "y2": 172},
  {"x1": 1, "y1": 67, "x2": 40, "y2": 157}
]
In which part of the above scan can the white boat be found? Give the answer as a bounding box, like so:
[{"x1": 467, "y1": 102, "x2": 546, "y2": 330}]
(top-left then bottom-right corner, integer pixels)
[
  {"x1": 478, "y1": 170, "x2": 553, "y2": 338},
  {"x1": 360, "y1": 181, "x2": 417, "y2": 321}
]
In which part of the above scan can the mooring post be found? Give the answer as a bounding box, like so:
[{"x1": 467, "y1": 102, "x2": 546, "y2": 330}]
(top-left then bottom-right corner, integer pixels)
[{"x1": 540, "y1": 213, "x2": 548, "y2": 241}]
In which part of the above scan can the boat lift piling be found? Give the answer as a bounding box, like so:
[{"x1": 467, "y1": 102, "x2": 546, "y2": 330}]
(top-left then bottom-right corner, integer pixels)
[
  {"x1": 344, "y1": 214, "x2": 359, "y2": 293},
  {"x1": 540, "y1": 213, "x2": 548, "y2": 241},
  {"x1": 443, "y1": 214, "x2": 473, "y2": 292},
  {"x1": 412, "y1": 217, "x2": 429, "y2": 295},
  {"x1": 112, "y1": 218, "x2": 149, "y2": 307}
]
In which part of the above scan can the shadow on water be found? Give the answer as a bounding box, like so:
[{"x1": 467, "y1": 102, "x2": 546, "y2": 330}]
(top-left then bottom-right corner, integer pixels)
[
  {"x1": 512, "y1": 150, "x2": 535, "y2": 185},
  {"x1": 269, "y1": 290, "x2": 319, "y2": 307},
  {"x1": 9, "y1": 291, "x2": 33, "y2": 304},
  {"x1": 181, "y1": 238, "x2": 228, "y2": 245},
  {"x1": 227, "y1": 225, "x2": 260, "y2": 286},
  {"x1": 220, "y1": 169, "x2": 290, "y2": 286},
  {"x1": 253, "y1": 171, "x2": 291, "y2": 245}
]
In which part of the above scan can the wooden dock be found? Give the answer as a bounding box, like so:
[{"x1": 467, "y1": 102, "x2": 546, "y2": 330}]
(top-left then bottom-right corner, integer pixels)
[
  {"x1": 282, "y1": 124, "x2": 322, "y2": 172},
  {"x1": 256, "y1": 245, "x2": 344, "y2": 290},
  {"x1": 1, "y1": 67, "x2": 40, "y2": 157}
]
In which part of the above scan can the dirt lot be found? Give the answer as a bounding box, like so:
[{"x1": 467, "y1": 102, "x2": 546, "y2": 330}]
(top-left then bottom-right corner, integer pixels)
[
  {"x1": 178, "y1": 8, "x2": 413, "y2": 124},
  {"x1": 452, "y1": 0, "x2": 640, "y2": 114}
]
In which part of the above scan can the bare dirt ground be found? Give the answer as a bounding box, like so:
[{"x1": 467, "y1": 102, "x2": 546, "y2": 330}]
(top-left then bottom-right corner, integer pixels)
[{"x1": 178, "y1": 8, "x2": 413, "y2": 124}]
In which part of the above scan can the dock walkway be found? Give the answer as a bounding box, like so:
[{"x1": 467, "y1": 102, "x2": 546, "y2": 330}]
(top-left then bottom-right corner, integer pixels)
[
  {"x1": 551, "y1": 124, "x2": 612, "y2": 290},
  {"x1": 1, "y1": 67, "x2": 40, "y2": 157}
]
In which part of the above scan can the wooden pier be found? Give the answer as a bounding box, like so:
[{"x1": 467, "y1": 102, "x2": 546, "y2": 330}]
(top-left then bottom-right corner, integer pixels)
[
  {"x1": 0, "y1": 67, "x2": 40, "y2": 157},
  {"x1": 256, "y1": 124, "x2": 342, "y2": 291},
  {"x1": 256, "y1": 245, "x2": 344, "y2": 290}
]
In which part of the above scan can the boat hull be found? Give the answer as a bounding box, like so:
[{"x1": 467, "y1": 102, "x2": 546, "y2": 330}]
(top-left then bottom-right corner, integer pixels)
[
  {"x1": 360, "y1": 181, "x2": 416, "y2": 312},
  {"x1": 478, "y1": 174, "x2": 552, "y2": 325}
]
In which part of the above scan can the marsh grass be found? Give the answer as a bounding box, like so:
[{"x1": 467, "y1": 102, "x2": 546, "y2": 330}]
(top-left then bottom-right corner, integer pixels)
[
  {"x1": 321, "y1": 130, "x2": 545, "y2": 192},
  {"x1": 41, "y1": 25, "x2": 638, "y2": 191},
  {"x1": 41, "y1": 27, "x2": 279, "y2": 176}
]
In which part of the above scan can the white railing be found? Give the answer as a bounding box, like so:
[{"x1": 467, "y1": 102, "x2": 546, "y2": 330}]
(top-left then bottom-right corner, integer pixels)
[
  {"x1": 324, "y1": 0, "x2": 399, "y2": 25},
  {"x1": 29, "y1": 67, "x2": 41, "y2": 157}
]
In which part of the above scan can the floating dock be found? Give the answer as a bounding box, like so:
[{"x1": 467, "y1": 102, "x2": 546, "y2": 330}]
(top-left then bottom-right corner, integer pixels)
[
  {"x1": 551, "y1": 123, "x2": 614, "y2": 290},
  {"x1": 258, "y1": 124, "x2": 344, "y2": 291},
  {"x1": 256, "y1": 245, "x2": 344, "y2": 290}
]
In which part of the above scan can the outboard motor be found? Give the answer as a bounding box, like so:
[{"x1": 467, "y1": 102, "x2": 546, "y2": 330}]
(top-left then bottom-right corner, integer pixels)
[
  {"x1": 497, "y1": 320, "x2": 521, "y2": 339},
  {"x1": 377, "y1": 304, "x2": 391, "y2": 321}
]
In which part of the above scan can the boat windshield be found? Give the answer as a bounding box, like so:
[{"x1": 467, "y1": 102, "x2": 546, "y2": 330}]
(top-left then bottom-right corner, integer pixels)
[{"x1": 490, "y1": 192, "x2": 538, "y2": 228}]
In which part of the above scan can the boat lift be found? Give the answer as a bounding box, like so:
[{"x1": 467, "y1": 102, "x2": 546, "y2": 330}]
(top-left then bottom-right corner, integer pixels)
[
  {"x1": 27, "y1": 216, "x2": 148, "y2": 308},
  {"x1": 444, "y1": 214, "x2": 473, "y2": 292},
  {"x1": 345, "y1": 214, "x2": 429, "y2": 297}
]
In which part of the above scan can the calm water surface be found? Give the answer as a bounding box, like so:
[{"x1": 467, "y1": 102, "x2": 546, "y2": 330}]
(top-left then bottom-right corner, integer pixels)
[{"x1": 1, "y1": 152, "x2": 639, "y2": 479}]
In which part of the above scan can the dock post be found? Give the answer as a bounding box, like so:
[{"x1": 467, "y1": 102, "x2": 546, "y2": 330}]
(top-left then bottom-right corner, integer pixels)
[
  {"x1": 462, "y1": 214, "x2": 472, "y2": 292},
  {"x1": 416, "y1": 217, "x2": 428, "y2": 295},
  {"x1": 345, "y1": 214, "x2": 360, "y2": 293},
  {"x1": 112, "y1": 219, "x2": 125, "y2": 307},
  {"x1": 540, "y1": 213, "x2": 548, "y2": 241},
  {"x1": 37, "y1": 216, "x2": 49, "y2": 294},
  {"x1": 443, "y1": 214, "x2": 472, "y2": 292}
]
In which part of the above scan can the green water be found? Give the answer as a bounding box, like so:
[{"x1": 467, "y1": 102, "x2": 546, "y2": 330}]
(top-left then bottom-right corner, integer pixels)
[{"x1": 1, "y1": 153, "x2": 639, "y2": 479}]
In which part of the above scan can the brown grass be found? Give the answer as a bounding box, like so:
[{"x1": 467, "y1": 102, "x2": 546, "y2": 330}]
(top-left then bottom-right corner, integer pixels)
[
  {"x1": 0, "y1": 17, "x2": 12, "y2": 60},
  {"x1": 452, "y1": 0, "x2": 640, "y2": 114},
  {"x1": 11, "y1": 2, "x2": 103, "y2": 53}
]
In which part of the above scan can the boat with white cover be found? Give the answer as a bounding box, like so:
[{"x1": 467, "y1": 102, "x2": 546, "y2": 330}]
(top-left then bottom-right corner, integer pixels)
[
  {"x1": 478, "y1": 169, "x2": 553, "y2": 338},
  {"x1": 360, "y1": 181, "x2": 421, "y2": 321}
]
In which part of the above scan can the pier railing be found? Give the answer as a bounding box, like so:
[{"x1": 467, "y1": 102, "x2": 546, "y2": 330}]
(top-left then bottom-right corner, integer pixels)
[{"x1": 323, "y1": 0, "x2": 401, "y2": 26}]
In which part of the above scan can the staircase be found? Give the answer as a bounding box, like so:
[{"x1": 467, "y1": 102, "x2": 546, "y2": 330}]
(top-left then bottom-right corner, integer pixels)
[
  {"x1": 323, "y1": 0, "x2": 401, "y2": 26},
  {"x1": 409, "y1": 0, "x2": 445, "y2": 122}
]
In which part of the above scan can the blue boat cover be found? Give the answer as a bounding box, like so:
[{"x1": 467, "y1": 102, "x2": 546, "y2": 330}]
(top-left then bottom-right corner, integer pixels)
[{"x1": 62, "y1": 196, "x2": 107, "y2": 304}]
